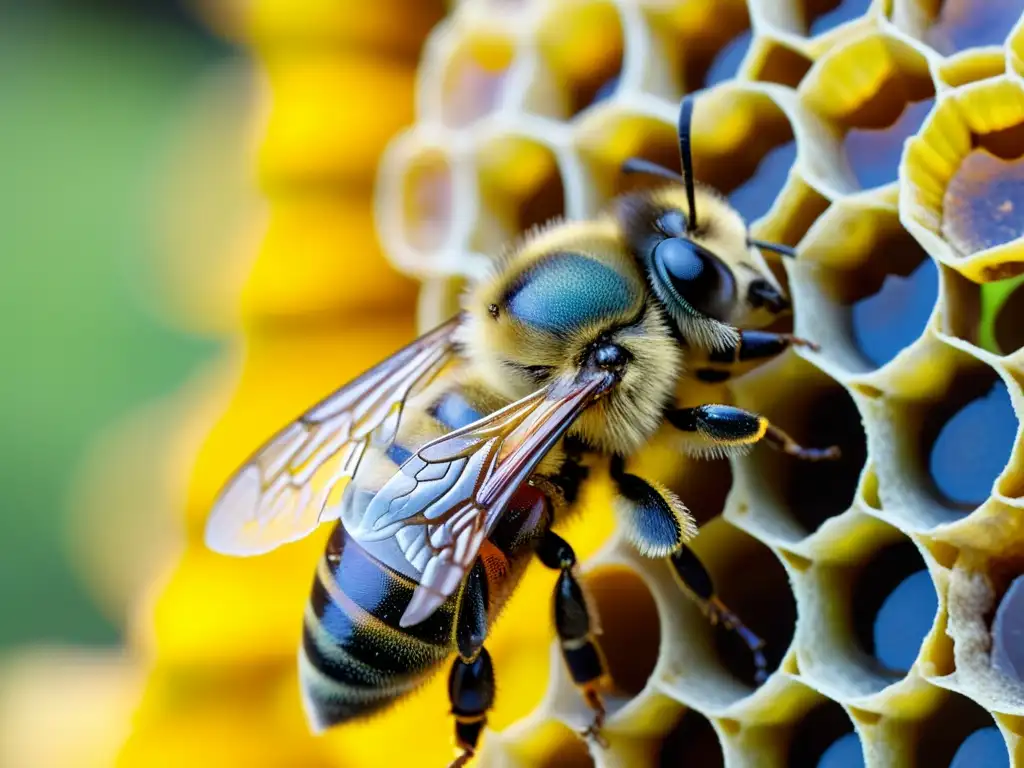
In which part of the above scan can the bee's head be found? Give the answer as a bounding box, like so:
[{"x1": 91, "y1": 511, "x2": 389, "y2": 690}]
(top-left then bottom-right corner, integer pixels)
[
  {"x1": 614, "y1": 95, "x2": 796, "y2": 351},
  {"x1": 460, "y1": 219, "x2": 683, "y2": 453}
]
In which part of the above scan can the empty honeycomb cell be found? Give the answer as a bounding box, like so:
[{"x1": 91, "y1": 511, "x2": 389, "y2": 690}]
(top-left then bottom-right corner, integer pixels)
[
  {"x1": 728, "y1": 353, "x2": 867, "y2": 542},
  {"x1": 791, "y1": 205, "x2": 938, "y2": 374},
  {"x1": 473, "y1": 133, "x2": 566, "y2": 253},
  {"x1": 641, "y1": 0, "x2": 752, "y2": 91},
  {"x1": 855, "y1": 334, "x2": 1021, "y2": 530},
  {"x1": 912, "y1": 690, "x2": 1011, "y2": 766},
  {"x1": 791, "y1": 512, "x2": 945, "y2": 702},
  {"x1": 669, "y1": 518, "x2": 798, "y2": 693},
  {"x1": 889, "y1": 0, "x2": 1022, "y2": 54},
  {"x1": 439, "y1": 33, "x2": 516, "y2": 128},
  {"x1": 938, "y1": 267, "x2": 1024, "y2": 357},
  {"x1": 851, "y1": 540, "x2": 938, "y2": 676},
  {"x1": 989, "y1": 275, "x2": 1024, "y2": 354},
  {"x1": 401, "y1": 149, "x2": 456, "y2": 252},
  {"x1": 582, "y1": 564, "x2": 661, "y2": 699},
  {"x1": 656, "y1": 708, "x2": 725, "y2": 767},
  {"x1": 786, "y1": 699, "x2": 864, "y2": 767},
  {"x1": 535, "y1": 0, "x2": 625, "y2": 118},
  {"x1": 800, "y1": 32, "x2": 934, "y2": 192},
  {"x1": 902, "y1": 76, "x2": 1024, "y2": 281}
]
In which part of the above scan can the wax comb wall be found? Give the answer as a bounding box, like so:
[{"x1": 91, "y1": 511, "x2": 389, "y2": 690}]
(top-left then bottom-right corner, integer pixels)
[{"x1": 377, "y1": 1, "x2": 1024, "y2": 765}]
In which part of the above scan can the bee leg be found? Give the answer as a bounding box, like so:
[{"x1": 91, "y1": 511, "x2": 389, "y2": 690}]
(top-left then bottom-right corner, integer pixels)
[
  {"x1": 536, "y1": 530, "x2": 608, "y2": 748},
  {"x1": 696, "y1": 330, "x2": 819, "y2": 382},
  {"x1": 667, "y1": 404, "x2": 841, "y2": 461},
  {"x1": 670, "y1": 543, "x2": 770, "y2": 685},
  {"x1": 608, "y1": 455, "x2": 697, "y2": 558},
  {"x1": 448, "y1": 560, "x2": 493, "y2": 768}
]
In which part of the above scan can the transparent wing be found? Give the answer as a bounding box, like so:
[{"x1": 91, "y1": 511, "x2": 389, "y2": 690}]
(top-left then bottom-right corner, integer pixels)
[
  {"x1": 204, "y1": 317, "x2": 460, "y2": 556},
  {"x1": 347, "y1": 369, "x2": 615, "y2": 627}
]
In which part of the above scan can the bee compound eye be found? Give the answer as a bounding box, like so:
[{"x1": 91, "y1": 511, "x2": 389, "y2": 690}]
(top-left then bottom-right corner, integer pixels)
[{"x1": 652, "y1": 237, "x2": 736, "y2": 321}]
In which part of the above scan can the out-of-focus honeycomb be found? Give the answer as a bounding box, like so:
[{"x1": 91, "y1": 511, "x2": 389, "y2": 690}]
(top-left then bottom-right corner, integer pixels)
[{"x1": 376, "y1": 1, "x2": 1024, "y2": 765}]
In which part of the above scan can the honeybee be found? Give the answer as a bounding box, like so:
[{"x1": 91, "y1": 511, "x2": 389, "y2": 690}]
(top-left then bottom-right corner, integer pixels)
[{"x1": 205, "y1": 94, "x2": 839, "y2": 768}]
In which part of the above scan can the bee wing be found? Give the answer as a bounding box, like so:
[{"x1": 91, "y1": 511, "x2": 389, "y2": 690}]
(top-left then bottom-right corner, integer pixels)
[
  {"x1": 348, "y1": 369, "x2": 615, "y2": 628},
  {"x1": 204, "y1": 317, "x2": 460, "y2": 556}
]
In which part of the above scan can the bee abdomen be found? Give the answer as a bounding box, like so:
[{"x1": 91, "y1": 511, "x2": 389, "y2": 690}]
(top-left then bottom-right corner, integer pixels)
[{"x1": 300, "y1": 525, "x2": 454, "y2": 731}]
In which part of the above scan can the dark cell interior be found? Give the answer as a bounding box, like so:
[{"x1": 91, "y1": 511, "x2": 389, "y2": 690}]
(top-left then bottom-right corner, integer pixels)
[
  {"x1": 788, "y1": 701, "x2": 862, "y2": 768},
  {"x1": 844, "y1": 98, "x2": 934, "y2": 190},
  {"x1": 704, "y1": 29, "x2": 752, "y2": 87},
  {"x1": 925, "y1": 0, "x2": 1024, "y2": 55},
  {"x1": 806, "y1": 0, "x2": 873, "y2": 35},
  {"x1": 751, "y1": 42, "x2": 814, "y2": 88},
  {"x1": 728, "y1": 140, "x2": 797, "y2": 222},
  {"x1": 665, "y1": 459, "x2": 732, "y2": 528},
  {"x1": 583, "y1": 566, "x2": 660, "y2": 697},
  {"x1": 571, "y1": 55, "x2": 622, "y2": 116},
  {"x1": 993, "y1": 280, "x2": 1024, "y2": 355},
  {"x1": 943, "y1": 148, "x2": 1024, "y2": 256},
  {"x1": 658, "y1": 709, "x2": 724, "y2": 768},
  {"x1": 927, "y1": 377, "x2": 1016, "y2": 508},
  {"x1": 706, "y1": 532, "x2": 797, "y2": 688},
  {"x1": 516, "y1": 162, "x2": 566, "y2": 235},
  {"x1": 915, "y1": 691, "x2": 1006, "y2": 766},
  {"x1": 850, "y1": 253, "x2": 938, "y2": 369},
  {"x1": 851, "y1": 540, "x2": 936, "y2": 679},
  {"x1": 782, "y1": 385, "x2": 868, "y2": 533}
]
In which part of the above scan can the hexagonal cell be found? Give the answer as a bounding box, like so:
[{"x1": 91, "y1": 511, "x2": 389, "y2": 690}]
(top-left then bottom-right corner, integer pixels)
[
  {"x1": 800, "y1": 32, "x2": 934, "y2": 192},
  {"x1": 794, "y1": 517, "x2": 940, "y2": 700},
  {"x1": 912, "y1": 691, "x2": 1010, "y2": 766},
  {"x1": 439, "y1": 32, "x2": 516, "y2": 128},
  {"x1": 691, "y1": 89, "x2": 799, "y2": 223},
  {"x1": 793, "y1": 208, "x2": 938, "y2": 374},
  {"x1": 642, "y1": 0, "x2": 752, "y2": 91},
  {"x1": 902, "y1": 76, "x2": 1024, "y2": 281},
  {"x1": 891, "y1": 0, "x2": 1024, "y2": 55},
  {"x1": 786, "y1": 700, "x2": 865, "y2": 767},
  {"x1": 665, "y1": 518, "x2": 799, "y2": 695},
  {"x1": 858, "y1": 337, "x2": 1019, "y2": 528},
  {"x1": 472, "y1": 134, "x2": 566, "y2": 253},
  {"x1": 730, "y1": 353, "x2": 868, "y2": 542},
  {"x1": 583, "y1": 565, "x2": 661, "y2": 699},
  {"x1": 536, "y1": 0, "x2": 625, "y2": 118},
  {"x1": 656, "y1": 708, "x2": 725, "y2": 767}
]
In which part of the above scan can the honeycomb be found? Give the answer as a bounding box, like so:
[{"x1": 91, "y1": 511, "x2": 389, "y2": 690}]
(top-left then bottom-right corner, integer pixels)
[{"x1": 373, "y1": 0, "x2": 1024, "y2": 765}]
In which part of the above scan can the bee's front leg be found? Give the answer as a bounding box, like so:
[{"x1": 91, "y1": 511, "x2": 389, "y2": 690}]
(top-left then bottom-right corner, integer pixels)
[
  {"x1": 536, "y1": 530, "x2": 608, "y2": 748},
  {"x1": 447, "y1": 560, "x2": 493, "y2": 768}
]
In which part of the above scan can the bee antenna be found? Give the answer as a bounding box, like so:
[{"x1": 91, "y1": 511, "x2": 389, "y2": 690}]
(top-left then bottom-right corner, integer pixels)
[
  {"x1": 621, "y1": 157, "x2": 685, "y2": 184},
  {"x1": 748, "y1": 239, "x2": 798, "y2": 258},
  {"x1": 677, "y1": 95, "x2": 698, "y2": 233}
]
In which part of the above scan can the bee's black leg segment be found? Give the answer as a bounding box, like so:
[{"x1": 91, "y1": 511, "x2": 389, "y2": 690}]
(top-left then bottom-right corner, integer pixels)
[
  {"x1": 455, "y1": 559, "x2": 490, "y2": 663},
  {"x1": 609, "y1": 455, "x2": 695, "y2": 558},
  {"x1": 536, "y1": 531, "x2": 608, "y2": 747},
  {"x1": 670, "y1": 544, "x2": 769, "y2": 685},
  {"x1": 667, "y1": 404, "x2": 841, "y2": 461},
  {"x1": 708, "y1": 330, "x2": 820, "y2": 365},
  {"x1": 447, "y1": 647, "x2": 495, "y2": 768}
]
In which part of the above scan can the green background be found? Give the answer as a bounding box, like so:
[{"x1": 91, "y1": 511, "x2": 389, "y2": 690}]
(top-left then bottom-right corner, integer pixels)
[{"x1": 0, "y1": 3, "x2": 224, "y2": 648}]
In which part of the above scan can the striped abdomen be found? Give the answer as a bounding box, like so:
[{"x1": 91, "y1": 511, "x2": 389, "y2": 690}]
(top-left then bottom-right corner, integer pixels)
[{"x1": 300, "y1": 385, "x2": 552, "y2": 731}]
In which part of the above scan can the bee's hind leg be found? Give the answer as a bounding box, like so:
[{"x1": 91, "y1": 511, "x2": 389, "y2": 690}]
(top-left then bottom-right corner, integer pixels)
[
  {"x1": 536, "y1": 530, "x2": 608, "y2": 748},
  {"x1": 447, "y1": 561, "x2": 494, "y2": 768},
  {"x1": 670, "y1": 543, "x2": 770, "y2": 685}
]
